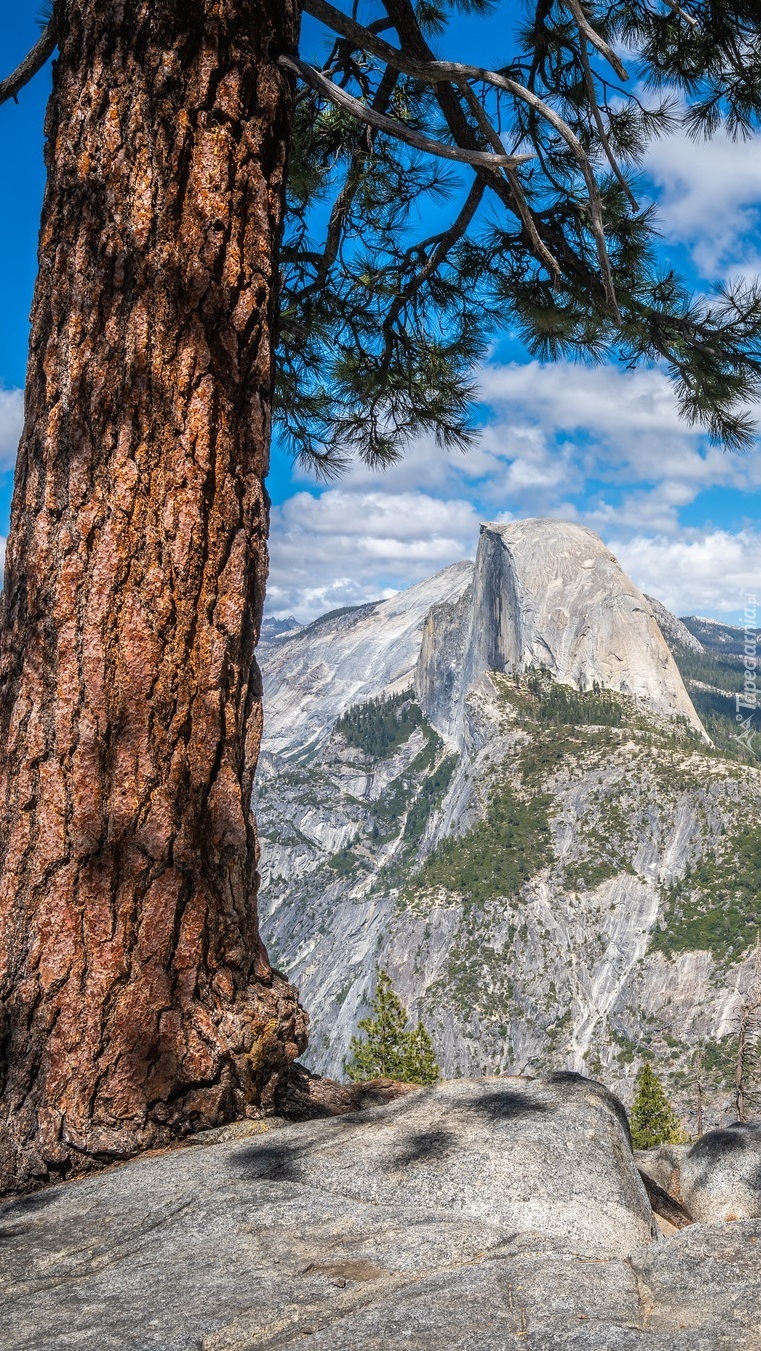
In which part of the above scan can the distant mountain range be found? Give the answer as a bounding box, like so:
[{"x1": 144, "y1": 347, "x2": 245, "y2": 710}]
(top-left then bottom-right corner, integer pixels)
[{"x1": 255, "y1": 519, "x2": 760, "y2": 1128}]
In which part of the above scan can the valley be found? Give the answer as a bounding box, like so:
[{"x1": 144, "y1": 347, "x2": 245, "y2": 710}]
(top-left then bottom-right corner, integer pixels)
[{"x1": 255, "y1": 520, "x2": 761, "y2": 1130}]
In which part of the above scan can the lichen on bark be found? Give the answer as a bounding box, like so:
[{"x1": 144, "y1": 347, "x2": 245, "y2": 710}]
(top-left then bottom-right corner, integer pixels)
[{"x1": 0, "y1": 0, "x2": 307, "y2": 1195}]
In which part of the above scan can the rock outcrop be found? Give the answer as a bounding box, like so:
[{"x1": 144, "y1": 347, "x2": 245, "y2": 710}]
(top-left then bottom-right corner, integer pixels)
[
  {"x1": 645, "y1": 596, "x2": 704, "y2": 656},
  {"x1": 258, "y1": 561, "x2": 473, "y2": 758},
  {"x1": 680, "y1": 1123, "x2": 761, "y2": 1222},
  {"x1": 416, "y1": 520, "x2": 705, "y2": 742},
  {"x1": 638, "y1": 1125, "x2": 761, "y2": 1227},
  {"x1": 254, "y1": 518, "x2": 759, "y2": 1125},
  {"x1": 3, "y1": 1076, "x2": 760, "y2": 1350}
]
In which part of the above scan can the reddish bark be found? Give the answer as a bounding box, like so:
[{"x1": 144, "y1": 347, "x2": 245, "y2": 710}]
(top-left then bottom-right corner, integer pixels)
[{"x1": 0, "y1": 0, "x2": 307, "y2": 1195}]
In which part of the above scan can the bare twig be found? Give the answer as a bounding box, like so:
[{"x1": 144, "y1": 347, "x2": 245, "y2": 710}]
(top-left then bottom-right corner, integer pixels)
[
  {"x1": 0, "y1": 21, "x2": 56, "y2": 109},
  {"x1": 279, "y1": 54, "x2": 534, "y2": 170},
  {"x1": 574, "y1": 30, "x2": 639, "y2": 209},
  {"x1": 382, "y1": 175, "x2": 486, "y2": 354},
  {"x1": 455, "y1": 78, "x2": 561, "y2": 278},
  {"x1": 563, "y1": 0, "x2": 629, "y2": 81}
]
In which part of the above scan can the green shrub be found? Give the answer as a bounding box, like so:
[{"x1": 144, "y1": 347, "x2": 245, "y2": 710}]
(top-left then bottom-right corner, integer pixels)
[
  {"x1": 651, "y1": 824, "x2": 761, "y2": 962},
  {"x1": 336, "y1": 690, "x2": 422, "y2": 759},
  {"x1": 413, "y1": 780, "x2": 553, "y2": 905},
  {"x1": 345, "y1": 969, "x2": 440, "y2": 1084},
  {"x1": 527, "y1": 673, "x2": 624, "y2": 727}
]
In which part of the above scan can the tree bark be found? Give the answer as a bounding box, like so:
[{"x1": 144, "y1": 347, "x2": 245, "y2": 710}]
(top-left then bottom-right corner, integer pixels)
[{"x1": 0, "y1": 0, "x2": 307, "y2": 1195}]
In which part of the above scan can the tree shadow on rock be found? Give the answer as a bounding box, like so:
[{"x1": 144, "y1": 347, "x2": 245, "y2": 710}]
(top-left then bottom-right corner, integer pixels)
[
  {"x1": 389, "y1": 1128, "x2": 457, "y2": 1170},
  {"x1": 688, "y1": 1123, "x2": 761, "y2": 1193},
  {"x1": 467, "y1": 1089, "x2": 551, "y2": 1122},
  {"x1": 0, "y1": 1186, "x2": 58, "y2": 1240},
  {"x1": 230, "y1": 1140, "x2": 309, "y2": 1182}
]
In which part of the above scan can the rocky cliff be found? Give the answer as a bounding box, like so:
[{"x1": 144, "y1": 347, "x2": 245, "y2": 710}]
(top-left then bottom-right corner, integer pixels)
[
  {"x1": 259, "y1": 561, "x2": 472, "y2": 759},
  {"x1": 415, "y1": 520, "x2": 704, "y2": 743},
  {"x1": 255, "y1": 520, "x2": 761, "y2": 1129}
]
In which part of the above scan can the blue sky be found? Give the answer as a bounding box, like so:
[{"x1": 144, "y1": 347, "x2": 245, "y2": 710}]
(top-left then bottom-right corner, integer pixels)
[{"x1": 1, "y1": 4, "x2": 760, "y2": 622}]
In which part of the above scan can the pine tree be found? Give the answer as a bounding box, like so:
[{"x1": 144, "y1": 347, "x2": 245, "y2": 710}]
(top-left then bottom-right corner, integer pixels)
[
  {"x1": 346, "y1": 969, "x2": 440, "y2": 1084},
  {"x1": 3, "y1": 0, "x2": 761, "y2": 1192},
  {"x1": 629, "y1": 1065, "x2": 686, "y2": 1150},
  {"x1": 403, "y1": 1023, "x2": 441, "y2": 1086}
]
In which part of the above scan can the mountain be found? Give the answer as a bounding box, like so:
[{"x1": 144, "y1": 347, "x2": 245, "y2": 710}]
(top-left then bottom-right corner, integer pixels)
[
  {"x1": 254, "y1": 520, "x2": 761, "y2": 1129},
  {"x1": 654, "y1": 608, "x2": 760, "y2": 762},
  {"x1": 645, "y1": 596, "x2": 703, "y2": 656},
  {"x1": 260, "y1": 615, "x2": 302, "y2": 640},
  {"x1": 258, "y1": 561, "x2": 472, "y2": 759},
  {"x1": 681, "y1": 614, "x2": 750, "y2": 656},
  {"x1": 416, "y1": 520, "x2": 705, "y2": 743}
]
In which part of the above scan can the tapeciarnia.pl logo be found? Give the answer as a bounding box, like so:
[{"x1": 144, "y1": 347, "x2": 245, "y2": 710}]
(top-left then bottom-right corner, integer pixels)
[{"x1": 736, "y1": 594, "x2": 758, "y2": 752}]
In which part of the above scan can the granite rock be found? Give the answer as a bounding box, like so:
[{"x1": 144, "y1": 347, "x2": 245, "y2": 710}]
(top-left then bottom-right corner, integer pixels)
[
  {"x1": 2, "y1": 1078, "x2": 760, "y2": 1350},
  {"x1": 416, "y1": 520, "x2": 705, "y2": 743},
  {"x1": 680, "y1": 1123, "x2": 761, "y2": 1222}
]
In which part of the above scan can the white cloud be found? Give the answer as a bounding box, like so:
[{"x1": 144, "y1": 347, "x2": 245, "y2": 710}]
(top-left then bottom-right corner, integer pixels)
[
  {"x1": 477, "y1": 360, "x2": 761, "y2": 499},
  {"x1": 480, "y1": 360, "x2": 688, "y2": 441},
  {"x1": 0, "y1": 388, "x2": 23, "y2": 470},
  {"x1": 645, "y1": 127, "x2": 761, "y2": 281},
  {"x1": 267, "y1": 489, "x2": 480, "y2": 619},
  {"x1": 266, "y1": 357, "x2": 761, "y2": 622},
  {"x1": 612, "y1": 529, "x2": 761, "y2": 618}
]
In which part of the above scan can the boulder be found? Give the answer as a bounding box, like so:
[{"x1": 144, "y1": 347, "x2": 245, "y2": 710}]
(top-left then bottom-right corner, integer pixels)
[
  {"x1": 635, "y1": 1143, "x2": 690, "y2": 1201},
  {"x1": 680, "y1": 1122, "x2": 761, "y2": 1223},
  {"x1": 2, "y1": 1076, "x2": 759, "y2": 1349},
  {"x1": 236, "y1": 1072, "x2": 657, "y2": 1259}
]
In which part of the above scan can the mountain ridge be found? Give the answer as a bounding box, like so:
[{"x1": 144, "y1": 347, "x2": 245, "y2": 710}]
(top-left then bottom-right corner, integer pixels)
[{"x1": 255, "y1": 518, "x2": 760, "y2": 1126}]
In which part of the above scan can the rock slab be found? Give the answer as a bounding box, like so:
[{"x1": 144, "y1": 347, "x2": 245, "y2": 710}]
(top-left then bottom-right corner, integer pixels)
[{"x1": 2, "y1": 1076, "x2": 761, "y2": 1348}]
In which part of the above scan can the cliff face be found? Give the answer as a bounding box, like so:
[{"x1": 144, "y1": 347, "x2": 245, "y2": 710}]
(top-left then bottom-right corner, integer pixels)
[
  {"x1": 259, "y1": 561, "x2": 473, "y2": 759},
  {"x1": 416, "y1": 520, "x2": 704, "y2": 742},
  {"x1": 255, "y1": 520, "x2": 759, "y2": 1128}
]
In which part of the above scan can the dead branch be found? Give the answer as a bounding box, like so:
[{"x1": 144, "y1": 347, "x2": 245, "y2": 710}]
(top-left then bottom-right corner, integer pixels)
[
  {"x1": 0, "y1": 22, "x2": 56, "y2": 109},
  {"x1": 279, "y1": 54, "x2": 533, "y2": 170},
  {"x1": 638, "y1": 1168, "x2": 694, "y2": 1229},
  {"x1": 275, "y1": 1061, "x2": 422, "y2": 1119},
  {"x1": 563, "y1": 0, "x2": 629, "y2": 81}
]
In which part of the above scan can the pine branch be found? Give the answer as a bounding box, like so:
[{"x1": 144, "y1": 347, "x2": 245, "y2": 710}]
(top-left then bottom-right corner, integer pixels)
[
  {"x1": 279, "y1": 54, "x2": 533, "y2": 170},
  {"x1": 455, "y1": 78, "x2": 561, "y2": 277},
  {"x1": 0, "y1": 21, "x2": 55, "y2": 108},
  {"x1": 381, "y1": 175, "x2": 486, "y2": 354},
  {"x1": 301, "y1": 0, "x2": 621, "y2": 316}
]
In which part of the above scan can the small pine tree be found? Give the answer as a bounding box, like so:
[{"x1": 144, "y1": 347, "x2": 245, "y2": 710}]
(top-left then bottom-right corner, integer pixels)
[
  {"x1": 346, "y1": 969, "x2": 440, "y2": 1085},
  {"x1": 403, "y1": 1022, "x2": 440, "y2": 1086},
  {"x1": 629, "y1": 1065, "x2": 686, "y2": 1150}
]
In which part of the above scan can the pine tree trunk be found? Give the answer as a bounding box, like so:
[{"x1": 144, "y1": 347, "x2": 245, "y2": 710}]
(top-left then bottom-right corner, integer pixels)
[{"x1": 0, "y1": 0, "x2": 307, "y2": 1195}]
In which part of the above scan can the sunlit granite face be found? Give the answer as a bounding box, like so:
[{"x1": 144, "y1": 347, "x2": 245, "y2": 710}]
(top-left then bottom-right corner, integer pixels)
[{"x1": 416, "y1": 518, "x2": 706, "y2": 743}]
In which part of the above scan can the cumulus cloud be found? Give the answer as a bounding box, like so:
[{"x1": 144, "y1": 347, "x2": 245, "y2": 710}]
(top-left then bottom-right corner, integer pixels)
[
  {"x1": 265, "y1": 356, "x2": 761, "y2": 622},
  {"x1": 612, "y1": 529, "x2": 761, "y2": 618},
  {"x1": 0, "y1": 388, "x2": 23, "y2": 471},
  {"x1": 645, "y1": 127, "x2": 761, "y2": 281},
  {"x1": 266, "y1": 489, "x2": 480, "y2": 619}
]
